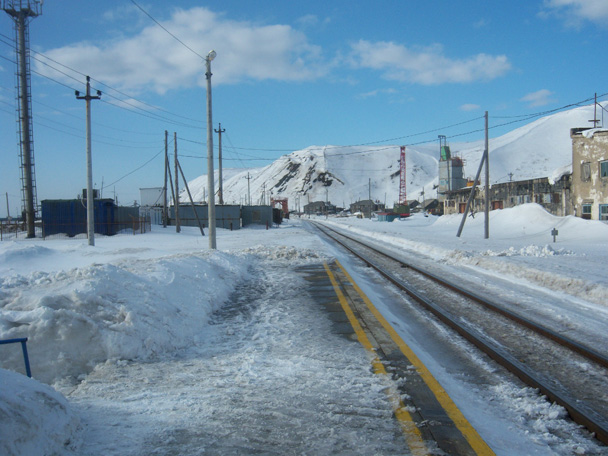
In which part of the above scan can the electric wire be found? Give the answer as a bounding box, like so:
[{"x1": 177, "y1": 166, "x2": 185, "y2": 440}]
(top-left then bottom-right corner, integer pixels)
[
  {"x1": 102, "y1": 146, "x2": 166, "y2": 190},
  {"x1": 129, "y1": 0, "x2": 207, "y2": 61},
  {"x1": 3, "y1": 30, "x2": 608, "y2": 167},
  {"x1": 1, "y1": 32, "x2": 203, "y2": 129},
  {"x1": 30, "y1": 48, "x2": 203, "y2": 124}
]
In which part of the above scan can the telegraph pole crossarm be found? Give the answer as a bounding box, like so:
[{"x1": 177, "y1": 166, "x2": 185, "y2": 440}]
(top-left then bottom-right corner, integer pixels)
[{"x1": 76, "y1": 76, "x2": 101, "y2": 246}]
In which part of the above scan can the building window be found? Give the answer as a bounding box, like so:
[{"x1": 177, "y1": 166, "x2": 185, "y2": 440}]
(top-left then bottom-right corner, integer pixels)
[
  {"x1": 582, "y1": 204, "x2": 592, "y2": 220},
  {"x1": 600, "y1": 205, "x2": 608, "y2": 221},
  {"x1": 600, "y1": 161, "x2": 608, "y2": 178},
  {"x1": 581, "y1": 162, "x2": 591, "y2": 181}
]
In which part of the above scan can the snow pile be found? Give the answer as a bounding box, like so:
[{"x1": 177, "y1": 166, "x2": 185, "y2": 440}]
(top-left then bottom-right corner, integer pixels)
[
  {"x1": 480, "y1": 245, "x2": 574, "y2": 257},
  {"x1": 240, "y1": 244, "x2": 329, "y2": 263},
  {"x1": 0, "y1": 368, "x2": 81, "y2": 455},
  {"x1": 0, "y1": 249, "x2": 251, "y2": 385}
]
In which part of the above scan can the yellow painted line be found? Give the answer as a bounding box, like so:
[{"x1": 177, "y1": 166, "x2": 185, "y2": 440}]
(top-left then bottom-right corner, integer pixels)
[
  {"x1": 323, "y1": 262, "x2": 430, "y2": 456},
  {"x1": 335, "y1": 260, "x2": 496, "y2": 456}
]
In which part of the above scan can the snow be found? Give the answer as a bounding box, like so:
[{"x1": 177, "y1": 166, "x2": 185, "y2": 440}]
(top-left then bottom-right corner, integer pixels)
[
  {"x1": 1, "y1": 203, "x2": 607, "y2": 455},
  {"x1": 0, "y1": 368, "x2": 80, "y2": 455},
  {"x1": 184, "y1": 102, "x2": 607, "y2": 209}
]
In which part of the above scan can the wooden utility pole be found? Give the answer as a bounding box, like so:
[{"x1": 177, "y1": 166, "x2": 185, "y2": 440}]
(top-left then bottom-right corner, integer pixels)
[
  {"x1": 174, "y1": 132, "x2": 180, "y2": 233},
  {"x1": 215, "y1": 123, "x2": 226, "y2": 205}
]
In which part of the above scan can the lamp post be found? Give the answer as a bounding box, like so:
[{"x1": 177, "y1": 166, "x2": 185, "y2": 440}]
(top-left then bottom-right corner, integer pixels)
[{"x1": 205, "y1": 50, "x2": 217, "y2": 249}]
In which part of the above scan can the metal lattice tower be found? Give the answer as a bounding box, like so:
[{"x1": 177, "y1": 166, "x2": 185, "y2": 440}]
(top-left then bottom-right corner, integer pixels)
[
  {"x1": 399, "y1": 146, "x2": 407, "y2": 205},
  {"x1": 2, "y1": 0, "x2": 42, "y2": 238}
]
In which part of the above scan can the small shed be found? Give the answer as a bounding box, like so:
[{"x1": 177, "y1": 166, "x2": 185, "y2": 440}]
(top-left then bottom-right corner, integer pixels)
[
  {"x1": 242, "y1": 205, "x2": 273, "y2": 227},
  {"x1": 377, "y1": 212, "x2": 400, "y2": 222},
  {"x1": 41, "y1": 199, "x2": 139, "y2": 237}
]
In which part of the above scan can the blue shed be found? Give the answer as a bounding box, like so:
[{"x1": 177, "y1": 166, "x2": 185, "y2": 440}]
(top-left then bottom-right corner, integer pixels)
[
  {"x1": 377, "y1": 212, "x2": 400, "y2": 222},
  {"x1": 42, "y1": 199, "x2": 118, "y2": 237}
]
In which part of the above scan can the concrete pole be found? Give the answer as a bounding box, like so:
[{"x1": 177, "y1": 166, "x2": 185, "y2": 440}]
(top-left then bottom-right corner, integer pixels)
[
  {"x1": 205, "y1": 51, "x2": 217, "y2": 249},
  {"x1": 163, "y1": 130, "x2": 168, "y2": 228},
  {"x1": 484, "y1": 111, "x2": 489, "y2": 239},
  {"x1": 175, "y1": 132, "x2": 180, "y2": 233},
  {"x1": 215, "y1": 123, "x2": 226, "y2": 205},
  {"x1": 76, "y1": 76, "x2": 101, "y2": 246}
]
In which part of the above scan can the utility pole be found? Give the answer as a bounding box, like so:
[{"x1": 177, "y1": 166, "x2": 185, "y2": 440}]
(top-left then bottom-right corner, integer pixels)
[
  {"x1": 76, "y1": 76, "x2": 101, "y2": 246},
  {"x1": 457, "y1": 111, "x2": 489, "y2": 238},
  {"x1": 368, "y1": 178, "x2": 372, "y2": 219},
  {"x1": 5, "y1": 192, "x2": 10, "y2": 219},
  {"x1": 174, "y1": 132, "x2": 180, "y2": 233},
  {"x1": 163, "y1": 130, "x2": 168, "y2": 228},
  {"x1": 205, "y1": 50, "x2": 217, "y2": 250},
  {"x1": 215, "y1": 123, "x2": 225, "y2": 205},
  {"x1": 484, "y1": 110, "x2": 489, "y2": 239},
  {"x1": 3, "y1": 0, "x2": 42, "y2": 238},
  {"x1": 590, "y1": 93, "x2": 600, "y2": 128},
  {"x1": 245, "y1": 172, "x2": 251, "y2": 205}
]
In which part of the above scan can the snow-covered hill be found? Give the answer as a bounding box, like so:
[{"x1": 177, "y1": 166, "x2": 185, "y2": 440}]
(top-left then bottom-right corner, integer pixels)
[{"x1": 182, "y1": 103, "x2": 604, "y2": 210}]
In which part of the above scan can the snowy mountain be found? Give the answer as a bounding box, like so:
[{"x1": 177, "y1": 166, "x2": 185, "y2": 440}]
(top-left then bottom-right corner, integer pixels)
[{"x1": 181, "y1": 103, "x2": 604, "y2": 210}]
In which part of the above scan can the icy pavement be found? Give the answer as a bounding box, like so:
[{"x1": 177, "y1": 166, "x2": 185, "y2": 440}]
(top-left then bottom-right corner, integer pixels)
[{"x1": 65, "y1": 258, "x2": 407, "y2": 455}]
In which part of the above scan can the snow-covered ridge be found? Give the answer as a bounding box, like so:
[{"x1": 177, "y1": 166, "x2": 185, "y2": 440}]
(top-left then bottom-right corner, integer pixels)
[{"x1": 184, "y1": 103, "x2": 604, "y2": 209}]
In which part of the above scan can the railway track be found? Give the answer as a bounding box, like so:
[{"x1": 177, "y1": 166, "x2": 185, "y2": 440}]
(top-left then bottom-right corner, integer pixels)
[{"x1": 312, "y1": 221, "x2": 608, "y2": 446}]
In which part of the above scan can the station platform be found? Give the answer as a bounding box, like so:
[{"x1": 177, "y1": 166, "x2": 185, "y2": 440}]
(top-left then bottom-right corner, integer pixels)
[{"x1": 301, "y1": 260, "x2": 495, "y2": 456}]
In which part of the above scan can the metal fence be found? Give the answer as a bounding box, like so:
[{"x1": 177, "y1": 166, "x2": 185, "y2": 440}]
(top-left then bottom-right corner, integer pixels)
[{"x1": 1, "y1": 217, "x2": 151, "y2": 240}]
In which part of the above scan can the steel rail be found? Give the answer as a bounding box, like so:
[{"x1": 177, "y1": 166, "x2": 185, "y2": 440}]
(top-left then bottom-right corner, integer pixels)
[
  {"x1": 313, "y1": 221, "x2": 608, "y2": 445},
  {"x1": 317, "y1": 222, "x2": 608, "y2": 369}
]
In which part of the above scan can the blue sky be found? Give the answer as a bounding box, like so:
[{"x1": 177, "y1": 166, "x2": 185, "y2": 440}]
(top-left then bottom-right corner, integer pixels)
[{"x1": 1, "y1": 0, "x2": 607, "y2": 217}]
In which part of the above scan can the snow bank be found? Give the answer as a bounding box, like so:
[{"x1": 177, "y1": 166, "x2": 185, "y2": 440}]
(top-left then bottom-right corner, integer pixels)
[
  {"x1": 0, "y1": 249, "x2": 251, "y2": 385},
  {"x1": 0, "y1": 368, "x2": 80, "y2": 455},
  {"x1": 322, "y1": 204, "x2": 608, "y2": 306}
]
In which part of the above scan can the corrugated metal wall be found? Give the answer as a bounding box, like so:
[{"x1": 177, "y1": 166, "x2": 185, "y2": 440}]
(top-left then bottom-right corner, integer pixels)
[
  {"x1": 241, "y1": 206, "x2": 273, "y2": 227},
  {"x1": 170, "y1": 205, "x2": 241, "y2": 230},
  {"x1": 41, "y1": 200, "x2": 142, "y2": 237}
]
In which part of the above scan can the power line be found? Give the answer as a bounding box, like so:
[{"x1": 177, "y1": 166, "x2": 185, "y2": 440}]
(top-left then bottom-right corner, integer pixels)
[
  {"x1": 30, "y1": 48, "x2": 203, "y2": 125},
  {"x1": 0, "y1": 34, "x2": 204, "y2": 129},
  {"x1": 129, "y1": 0, "x2": 206, "y2": 61},
  {"x1": 102, "y1": 146, "x2": 166, "y2": 190}
]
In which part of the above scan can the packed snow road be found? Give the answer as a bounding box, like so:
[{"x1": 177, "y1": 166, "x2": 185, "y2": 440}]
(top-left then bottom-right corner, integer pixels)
[{"x1": 63, "y1": 256, "x2": 407, "y2": 455}]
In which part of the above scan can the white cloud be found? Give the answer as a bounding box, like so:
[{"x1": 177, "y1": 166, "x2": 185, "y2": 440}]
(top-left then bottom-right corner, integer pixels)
[
  {"x1": 36, "y1": 7, "x2": 327, "y2": 94},
  {"x1": 460, "y1": 103, "x2": 481, "y2": 111},
  {"x1": 520, "y1": 89, "x2": 555, "y2": 107},
  {"x1": 296, "y1": 14, "x2": 330, "y2": 28},
  {"x1": 542, "y1": 0, "x2": 608, "y2": 27},
  {"x1": 357, "y1": 88, "x2": 397, "y2": 99},
  {"x1": 348, "y1": 40, "x2": 511, "y2": 85}
]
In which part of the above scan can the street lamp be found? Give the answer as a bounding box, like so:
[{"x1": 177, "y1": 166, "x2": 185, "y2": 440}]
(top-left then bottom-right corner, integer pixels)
[{"x1": 205, "y1": 50, "x2": 217, "y2": 249}]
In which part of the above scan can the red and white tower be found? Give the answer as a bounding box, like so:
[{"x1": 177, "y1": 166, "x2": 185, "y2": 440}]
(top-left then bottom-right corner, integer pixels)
[{"x1": 399, "y1": 146, "x2": 407, "y2": 205}]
